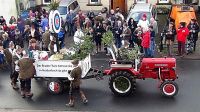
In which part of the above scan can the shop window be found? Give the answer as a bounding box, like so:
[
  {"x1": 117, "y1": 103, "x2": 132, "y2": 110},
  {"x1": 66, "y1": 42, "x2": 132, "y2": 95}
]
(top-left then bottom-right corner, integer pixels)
[
  {"x1": 88, "y1": 0, "x2": 101, "y2": 5},
  {"x1": 43, "y1": 0, "x2": 52, "y2": 4},
  {"x1": 158, "y1": 0, "x2": 170, "y2": 3},
  {"x1": 136, "y1": 0, "x2": 147, "y2": 3}
]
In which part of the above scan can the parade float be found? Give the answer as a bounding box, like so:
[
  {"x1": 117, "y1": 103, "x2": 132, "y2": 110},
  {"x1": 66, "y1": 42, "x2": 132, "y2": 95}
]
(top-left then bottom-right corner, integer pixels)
[
  {"x1": 32, "y1": 1, "x2": 179, "y2": 97},
  {"x1": 33, "y1": 35, "x2": 94, "y2": 94}
]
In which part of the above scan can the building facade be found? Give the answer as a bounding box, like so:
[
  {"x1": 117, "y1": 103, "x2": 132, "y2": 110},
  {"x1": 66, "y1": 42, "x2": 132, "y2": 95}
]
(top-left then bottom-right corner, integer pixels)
[
  {"x1": 0, "y1": 0, "x2": 18, "y2": 24},
  {"x1": 32, "y1": 0, "x2": 198, "y2": 12}
]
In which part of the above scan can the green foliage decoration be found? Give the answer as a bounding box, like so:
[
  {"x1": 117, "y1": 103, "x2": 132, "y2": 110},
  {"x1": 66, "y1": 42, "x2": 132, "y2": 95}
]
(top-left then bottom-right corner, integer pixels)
[
  {"x1": 102, "y1": 31, "x2": 114, "y2": 46},
  {"x1": 48, "y1": 0, "x2": 60, "y2": 10}
]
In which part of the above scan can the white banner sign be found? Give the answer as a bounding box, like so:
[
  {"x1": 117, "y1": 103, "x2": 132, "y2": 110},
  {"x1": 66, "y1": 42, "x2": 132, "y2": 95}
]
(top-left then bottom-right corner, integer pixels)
[{"x1": 35, "y1": 55, "x2": 91, "y2": 80}]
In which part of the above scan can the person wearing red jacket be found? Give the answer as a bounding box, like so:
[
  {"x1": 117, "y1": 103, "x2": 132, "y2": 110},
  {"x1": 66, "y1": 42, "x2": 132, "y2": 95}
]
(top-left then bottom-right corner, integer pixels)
[
  {"x1": 176, "y1": 22, "x2": 189, "y2": 56},
  {"x1": 141, "y1": 28, "x2": 150, "y2": 57}
]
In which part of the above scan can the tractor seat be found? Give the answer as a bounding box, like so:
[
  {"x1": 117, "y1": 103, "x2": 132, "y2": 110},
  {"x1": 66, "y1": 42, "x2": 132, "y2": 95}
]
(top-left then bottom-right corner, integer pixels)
[{"x1": 110, "y1": 64, "x2": 133, "y2": 68}]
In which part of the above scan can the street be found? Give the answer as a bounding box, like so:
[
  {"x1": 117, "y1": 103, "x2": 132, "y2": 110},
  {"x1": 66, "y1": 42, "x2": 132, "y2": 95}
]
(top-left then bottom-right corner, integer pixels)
[{"x1": 0, "y1": 55, "x2": 200, "y2": 112}]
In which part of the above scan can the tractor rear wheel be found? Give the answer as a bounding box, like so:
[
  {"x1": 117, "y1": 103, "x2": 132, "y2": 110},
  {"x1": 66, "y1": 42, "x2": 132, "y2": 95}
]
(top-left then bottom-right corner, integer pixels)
[
  {"x1": 47, "y1": 78, "x2": 64, "y2": 94},
  {"x1": 109, "y1": 71, "x2": 136, "y2": 96},
  {"x1": 160, "y1": 81, "x2": 178, "y2": 97}
]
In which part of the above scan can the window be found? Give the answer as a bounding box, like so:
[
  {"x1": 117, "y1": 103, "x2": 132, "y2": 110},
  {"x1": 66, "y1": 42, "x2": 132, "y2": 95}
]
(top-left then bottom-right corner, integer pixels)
[
  {"x1": 58, "y1": 6, "x2": 67, "y2": 15},
  {"x1": 136, "y1": 0, "x2": 147, "y2": 3},
  {"x1": 158, "y1": 0, "x2": 170, "y2": 3},
  {"x1": 88, "y1": 0, "x2": 101, "y2": 5},
  {"x1": 43, "y1": 0, "x2": 51, "y2": 5}
]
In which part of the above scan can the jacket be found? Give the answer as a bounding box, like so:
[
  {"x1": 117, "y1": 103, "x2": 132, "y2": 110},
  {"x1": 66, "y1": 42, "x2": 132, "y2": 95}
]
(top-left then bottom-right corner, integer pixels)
[
  {"x1": 3, "y1": 48, "x2": 13, "y2": 65},
  {"x1": 187, "y1": 22, "x2": 199, "y2": 40},
  {"x1": 177, "y1": 27, "x2": 189, "y2": 43},
  {"x1": 122, "y1": 27, "x2": 131, "y2": 40},
  {"x1": 42, "y1": 31, "x2": 50, "y2": 49},
  {"x1": 70, "y1": 66, "x2": 82, "y2": 88},
  {"x1": 141, "y1": 31, "x2": 150, "y2": 48},
  {"x1": 18, "y1": 58, "x2": 35, "y2": 79}
]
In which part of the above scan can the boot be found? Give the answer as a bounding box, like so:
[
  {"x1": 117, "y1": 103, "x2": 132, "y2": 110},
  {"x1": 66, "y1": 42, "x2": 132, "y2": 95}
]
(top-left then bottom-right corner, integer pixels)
[
  {"x1": 11, "y1": 79, "x2": 19, "y2": 90},
  {"x1": 21, "y1": 90, "x2": 26, "y2": 98},
  {"x1": 80, "y1": 91, "x2": 88, "y2": 104},
  {"x1": 66, "y1": 96, "x2": 74, "y2": 107},
  {"x1": 25, "y1": 91, "x2": 33, "y2": 98}
]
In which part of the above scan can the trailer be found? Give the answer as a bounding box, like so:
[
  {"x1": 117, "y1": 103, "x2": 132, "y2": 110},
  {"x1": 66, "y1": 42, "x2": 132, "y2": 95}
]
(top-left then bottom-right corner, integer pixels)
[{"x1": 33, "y1": 51, "x2": 92, "y2": 94}]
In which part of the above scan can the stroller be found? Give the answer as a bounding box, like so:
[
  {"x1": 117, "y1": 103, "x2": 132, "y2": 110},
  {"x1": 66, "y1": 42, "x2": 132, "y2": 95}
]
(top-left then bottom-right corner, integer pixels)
[{"x1": 186, "y1": 33, "x2": 195, "y2": 55}]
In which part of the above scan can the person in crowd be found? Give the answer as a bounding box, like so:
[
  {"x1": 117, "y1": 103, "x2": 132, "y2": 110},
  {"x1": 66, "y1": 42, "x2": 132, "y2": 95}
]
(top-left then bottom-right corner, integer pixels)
[
  {"x1": 74, "y1": 26, "x2": 84, "y2": 45},
  {"x1": 83, "y1": 18, "x2": 92, "y2": 31},
  {"x1": 28, "y1": 38, "x2": 40, "y2": 51},
  {"x1": 29, "y1": 10, "x2": 35, "y2": 21},
  {"x1": 49, "y1": 37, "x2": 57, "y2": 55},
  {"x1": 122, "y1": 23, "x2": 132, "y2": 47},
  {"x1": 150, "y1": 17, "x2": 158, "y2": 35},
  {"x1": 58, "y1": 28, "x2": 65, "y2": 49},
  {"x1": 115, "y1": 7, "x2": 124, "y2": 22},
  {"x1": 78, "y1": 10, "x2": 86, "y2": 29},
  {"x1": 94, "y1": 22, "x2": 105, "y2": 53},
  {"x1": 14, "y1": 29, "x2": 23, "y2": 48},
  {"x1": 134, "y1": 27, "x2": 142, "y2": 48},
  {"x1": 176, "y1": 22, "x2": 189, "y2": 57},
  {"x1": 149, "y1": 26, "x2": 155, "y2": 57},
  {"x1": 66, "y1": 59, "x2": 88, "y2": 107},
  {"x1": 114, "y1": 20, "x2": 123, "y2": 48},
  {"x1": 17, "y1": 18, "x2": 25, "y2": 33},
  {"x1": 42, "y1": 27, "x2": 50, "y2": 51},
  {"x1": 87, "y1": 10, "x2": 95, "y2": 26},
  {"x1": 166, "y1": 22, "x2": 176, "y2": 57},
  {"x1": 18, "y1": 51, "x2": 35, "y2": 98},
  {"x1": 101, "y1": 7, "x2": 108, "y2": 20},
  {"x1": 108, "y1": 9, "x2": 116, "y2": 28},
  {"x1": 137, "y1": 13, "x2": 149, "y2": 31},
  {"x1": 11, "y1": 45, "x2": 23, "y2": 90},
  {"x1": 40, "y1": 14, "x2": 48, "y2": 32},
  {"x1": 141, "y1": 27, "x2": 150, "y2": 57},
  {"x1": 187, "y1": 19, "x2": 199, "y2": 51},
  {"x1": 2, "y1": 33, "x2": 9, "y2": 49},
  {"x1": 66, "y1": 10, "x2": 76, "y2": 36},
  {"x1": 4, "y1": 41, "x2": 15, "y2": 77},
  {"x1": 29, "y1": 22, "x2": 40, "y2": 41},
  {"x1": 0, "y1": 42, "x2": 5, "y2": 69},
  {"x1": 128, "y1": 18, "x2": 137, "y2": 47},
  {"x1": 0, "y1": 16, "x2": 6, "y2": 25},
  {"x1": 9, "y1": 16, "x2": 17, "y2": 25}
]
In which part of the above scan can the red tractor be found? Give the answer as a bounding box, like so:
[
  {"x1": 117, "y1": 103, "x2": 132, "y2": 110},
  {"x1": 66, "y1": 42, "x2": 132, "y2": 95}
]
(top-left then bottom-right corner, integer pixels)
[{"x1": 103, "y1": 57, "x2": 178, "y2": 97}]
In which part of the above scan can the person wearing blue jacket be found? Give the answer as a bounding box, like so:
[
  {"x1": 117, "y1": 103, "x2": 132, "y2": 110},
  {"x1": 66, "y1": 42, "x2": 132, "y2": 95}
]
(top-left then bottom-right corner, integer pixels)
[
  {"x1": 66, "y1": 10, "x2": 76, "y2": 36},
  {"x1": 41, "y1": 15, "x2": 48, "y2": 32}
]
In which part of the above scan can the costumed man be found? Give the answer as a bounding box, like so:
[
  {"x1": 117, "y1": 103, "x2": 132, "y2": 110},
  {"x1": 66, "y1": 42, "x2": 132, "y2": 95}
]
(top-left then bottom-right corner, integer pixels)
[
  {"x1": 66, "y1": 59, "x2": 88, "y2": 107},
  {"x1": 18, "y1": 51, "x2": 35, "y2": 98},
  {"x1": 4, "y1": 41, "x2": 15, "y2": 79},
  {"x1": 187, "y1": 19, "x2": 199, "y2": 51},
  {"x1": 11, "y1": 45, "x2": 23, "y2": 89}
]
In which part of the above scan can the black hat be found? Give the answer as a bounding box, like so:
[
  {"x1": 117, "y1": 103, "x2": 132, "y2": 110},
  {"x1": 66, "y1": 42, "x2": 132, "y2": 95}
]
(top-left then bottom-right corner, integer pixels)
[
  {"x1": 180, "y1": 22, "x2": 186, "y2": 27},
  {"x1": 71, "y1": 59, "x2": 79, "y2": 65}
]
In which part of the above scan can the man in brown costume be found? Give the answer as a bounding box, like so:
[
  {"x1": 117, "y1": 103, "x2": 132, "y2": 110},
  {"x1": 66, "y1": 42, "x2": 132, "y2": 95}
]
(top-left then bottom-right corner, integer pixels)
[
  {"x1": 18, "y1": 51, "x2": 35, "y2": 98},
  {"x1": 66, "y1": 59, "x2": 88, "y2": 107}
]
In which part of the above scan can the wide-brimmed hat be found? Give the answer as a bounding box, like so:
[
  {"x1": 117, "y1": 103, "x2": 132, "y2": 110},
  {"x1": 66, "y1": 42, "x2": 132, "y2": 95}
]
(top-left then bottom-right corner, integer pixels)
[{"x1": 71, "y1": 59, "x2": 79, "y2": 65}]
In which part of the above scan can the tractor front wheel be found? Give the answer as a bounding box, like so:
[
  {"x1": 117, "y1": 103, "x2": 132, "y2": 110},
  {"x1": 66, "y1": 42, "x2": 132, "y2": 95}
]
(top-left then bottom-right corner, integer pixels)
[
  {"x1": 109, "y1": 71, "x2": 136, "y2": 96},
  {"x1": 160, "y1": 81, "x2": 178, "y2": 97}
]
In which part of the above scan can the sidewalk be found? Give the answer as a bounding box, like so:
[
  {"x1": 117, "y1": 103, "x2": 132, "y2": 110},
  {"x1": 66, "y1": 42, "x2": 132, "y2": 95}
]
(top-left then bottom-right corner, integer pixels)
[{"x1": 0, "y1": 109, "x2": 92, "y2": 112}]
